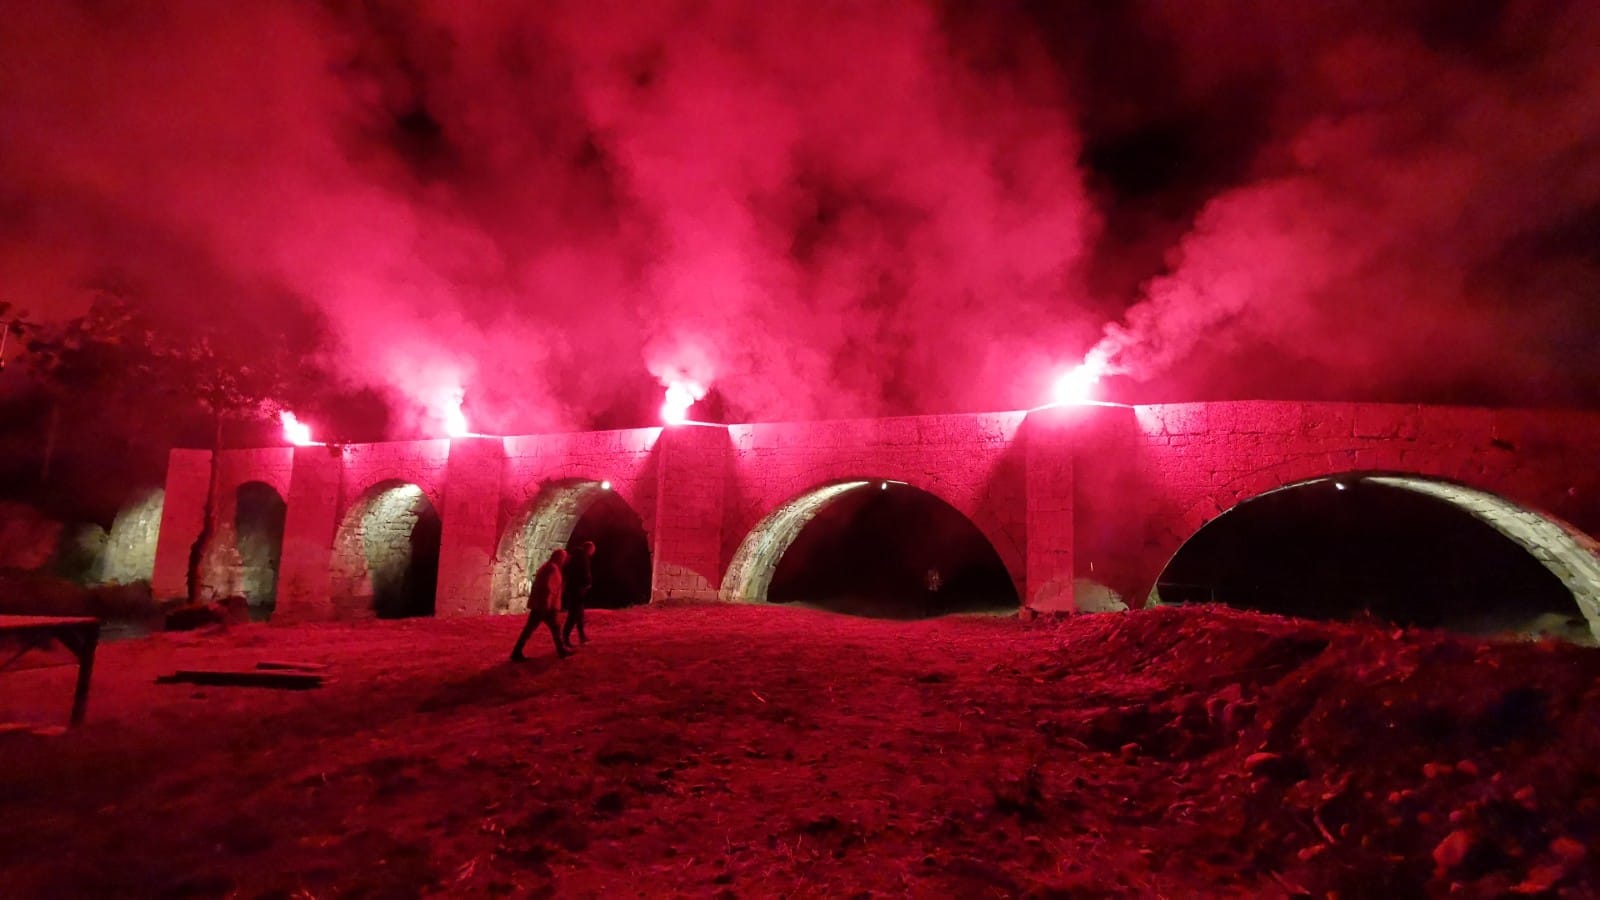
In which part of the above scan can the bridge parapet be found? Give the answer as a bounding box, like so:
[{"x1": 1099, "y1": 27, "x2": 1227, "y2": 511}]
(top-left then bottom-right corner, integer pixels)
[{"x1": 151, "y1": 401, "x2": 1600, "y2": 624}]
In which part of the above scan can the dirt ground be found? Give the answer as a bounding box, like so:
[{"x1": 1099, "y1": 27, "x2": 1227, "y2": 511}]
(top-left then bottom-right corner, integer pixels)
[{"x1": 1, "y1": 603, "x2": 1597, "y2": 898}]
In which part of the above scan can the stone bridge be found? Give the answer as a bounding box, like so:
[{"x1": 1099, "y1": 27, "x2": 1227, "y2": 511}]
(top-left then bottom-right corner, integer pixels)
[{"x1": 150, "y1": 401, "x2": 1600, "y2": 636}]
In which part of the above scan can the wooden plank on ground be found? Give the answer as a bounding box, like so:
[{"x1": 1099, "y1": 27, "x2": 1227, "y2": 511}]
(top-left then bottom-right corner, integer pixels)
[
  {"x1": 156, "y1": 669, "x2": 325, "y2": 690},
  {"x1": 255, "y1": 660, "x2": 331, "y2": 672}
]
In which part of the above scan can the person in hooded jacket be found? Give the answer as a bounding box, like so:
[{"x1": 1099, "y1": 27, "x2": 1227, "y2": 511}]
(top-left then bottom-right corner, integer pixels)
[{"x1": 511, "y1": 548, "x2": 569, "y2": 662}]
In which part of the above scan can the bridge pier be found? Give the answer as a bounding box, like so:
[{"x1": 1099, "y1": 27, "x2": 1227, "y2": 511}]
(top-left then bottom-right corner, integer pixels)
[
  {"x1": 1022, "y1": 404, "x2": 1152, "y2": 613},
  {"x1": 433, "y1": 437, "x2": 505, "y2": 618},
  {"x1": 1023, "y1": 412, "x2": 1074, "y2": 613},
  {"x1": 650, "y1": 425, "x2": 730, "y2": 602},
  {"x1": 273, "y1": 446, "x2": 343, "y2": 623},
  {"x1": 149, "y1": 449, "x2": 211, "y2": 602}
]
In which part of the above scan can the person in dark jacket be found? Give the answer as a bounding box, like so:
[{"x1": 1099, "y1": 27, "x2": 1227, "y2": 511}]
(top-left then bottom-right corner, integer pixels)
[
  {"x1": 511, "y1": 548, "x2": 568, "y2": 662},
  {"x1": 561, "y1": 541, "x2": 596, "y2": 649}
]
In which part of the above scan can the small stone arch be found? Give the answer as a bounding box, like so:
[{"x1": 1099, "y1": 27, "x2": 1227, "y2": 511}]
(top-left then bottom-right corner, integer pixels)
[
  {"x1": 330, "y1": 480, "x2": 441, "y2": 619},
  {"x1": 1150, "y1": 472, "x2": 1600, "y2": 641},
  {"x1": 491, "y1": 479, "x2": 649, "y2": 614},
  {"x1": 722, "y1": 478, "x2": 1023, "y2": 607},
  {"x1": 233, "y1": 481, "x2": 286, "y2": 621}
]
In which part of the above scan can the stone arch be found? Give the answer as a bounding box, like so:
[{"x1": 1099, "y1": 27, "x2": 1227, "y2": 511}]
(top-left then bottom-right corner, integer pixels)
[
  {"x1": 491, "y1": 479, "x2": 649, "y2": 614},
  {"x1": 722, "y1": 478, "x2": 1023, "y2": 606},
  {"x1": 1362, "y1": 477, "x2": 1600, "y2": 637},
  {"x1": 1150, "y1": 472, "x2": 1600, "y2": 641},
  {"x1": 233, "y1": 481, "x2": 286, "y2": 621},
  {"x1": 343, "y1": 477, "x2": 444, "y2": 520},
  {"x1": 102, "y1": 488, "x2": 165, "y2": 585},
  {"x1": 330, "y1": 480, "x2": 441, "y2": 619}
]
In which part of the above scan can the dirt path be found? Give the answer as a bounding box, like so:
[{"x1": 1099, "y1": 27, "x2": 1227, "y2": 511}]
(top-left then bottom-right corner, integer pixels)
[{"x1": 1, "y1": 604, "x2": 1596, "y2": 897}]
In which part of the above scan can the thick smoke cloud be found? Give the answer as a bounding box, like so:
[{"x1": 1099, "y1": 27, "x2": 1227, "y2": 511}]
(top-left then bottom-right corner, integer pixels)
[
  {"x1": 1, "y1": 0, "x2": 1597, "y2": 440},
  {"x1": 0, "y1": 0, "x2": 1093, "y2": 433},
  {"x1": 1083, "y1": 0, "x2": 1600, "y2": 405}
]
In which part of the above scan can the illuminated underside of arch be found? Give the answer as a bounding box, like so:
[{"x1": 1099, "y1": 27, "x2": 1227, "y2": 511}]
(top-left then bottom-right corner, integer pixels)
[
  {"x1": 492, "y1": 480, "x2": 616, "y2": 615},
  {"x1": 721, "y1": 481, "x2": 871, "y2": 603},
  {"x1": 1363, "y1": 476, "x2": 1600, "y2": 638},
  {"x1": 1152, "y1": 475, "x2": 1600, "y2": 642},
  {"x1": 329, "y1": 482, "x2": 439, "y2": 618},
  {"x1": 103, "y1": 488, "x2": 165, "y2": 585}
]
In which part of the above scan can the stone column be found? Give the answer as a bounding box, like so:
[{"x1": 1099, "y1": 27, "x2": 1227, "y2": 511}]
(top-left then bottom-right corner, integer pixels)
[
  {"x1": 1023, "y1": 410, "x2": 1077, "y2": 613},
  {"x1": 651, "y1": 425, "x2": 731, "y2": 602},
  {"x1": 1069, "y1": 404, "x2": 1148, "y2": 610},
  {"x1": 434, "y1": 436, "x2": 506, "y2": 617},
  {"x1": 150, "y1": 449, "x2": 211, "y2": 601},
  {"x1": 274, "y1": 445, "x2": 345, "y2": 623}
]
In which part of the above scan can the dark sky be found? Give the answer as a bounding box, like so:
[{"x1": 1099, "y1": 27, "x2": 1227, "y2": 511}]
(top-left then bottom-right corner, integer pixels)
[{"x1": 2, "y1": 0, "x2": 1597, "y2": 436}]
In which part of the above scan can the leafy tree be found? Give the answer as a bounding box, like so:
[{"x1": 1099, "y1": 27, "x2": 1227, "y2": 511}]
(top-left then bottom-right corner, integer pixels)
[
  {"x1": 19, "y1": 295, "x2": 149, "y2": 483},
  {"x1": 26, "y1": 294, "x2": 320, "y2": 604}
]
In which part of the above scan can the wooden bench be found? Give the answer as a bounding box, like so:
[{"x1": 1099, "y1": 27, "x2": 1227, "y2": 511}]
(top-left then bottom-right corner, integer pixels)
[{"x1": 0, "y1": 616, "x2": 101, "y2": 726}]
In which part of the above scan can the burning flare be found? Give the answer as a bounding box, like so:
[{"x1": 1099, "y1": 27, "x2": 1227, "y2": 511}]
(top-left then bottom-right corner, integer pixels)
[
  {"x1": 1051, "y1": 350, "x2": 1111, "y2": 405},
  {"x1": 440, "y1": 388, "x2": 472, "y2": 437},
  {"x1": 661, "y1": 379, "x2": 707, "y2": 425},
  {"x1": 279, "y1": 410, "x2": 317, "y2": 446}
]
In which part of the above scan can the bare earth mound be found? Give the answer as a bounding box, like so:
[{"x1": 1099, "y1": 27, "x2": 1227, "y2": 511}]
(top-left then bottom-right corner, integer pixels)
[{"x1": 1, "y1": 604, "x2": 1596, "y2": 897}]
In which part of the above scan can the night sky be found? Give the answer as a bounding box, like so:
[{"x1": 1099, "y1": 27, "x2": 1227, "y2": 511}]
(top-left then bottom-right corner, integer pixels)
[{"x1": 2, "y1": 0, "x2": 1598, "y2": 438}]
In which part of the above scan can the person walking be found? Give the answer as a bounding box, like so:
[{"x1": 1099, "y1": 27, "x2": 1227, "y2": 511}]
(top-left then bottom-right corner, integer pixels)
[
  {"x1": 561, "y1": 541, "x2": 596, "y2": 649},
  {"x1": 511, "y1": 548, "x2": 569, "y2": 662}
]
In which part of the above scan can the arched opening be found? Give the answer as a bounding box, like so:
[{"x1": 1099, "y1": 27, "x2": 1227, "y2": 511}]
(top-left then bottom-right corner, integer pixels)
[
  {"x1": 724, "y1": 480, "x2": 1019, "y2": 619},
  {"x1": 1154, "y1": 475, "x2": 1600, "y2": 643},
  {"x1": 234, "y1": 482, "x2": 286, "y2": 622},
  {"x1": 101, "y1": 488, "x2": 164, "y2": 585},
  {"x1": 569, "y1": 491, "x2": 652, "y2": 609},
  {"x1": 491, "y1": 480, "x2": 651, "y2": 614},
  {"x1": 330, "y1": 482, "x2": 441, "y2": 619}
]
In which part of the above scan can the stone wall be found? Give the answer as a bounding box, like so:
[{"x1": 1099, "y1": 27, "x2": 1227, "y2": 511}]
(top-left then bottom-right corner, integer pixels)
[{"x1": 151, "y1": 401, "x2": 1600, "y2": 622}]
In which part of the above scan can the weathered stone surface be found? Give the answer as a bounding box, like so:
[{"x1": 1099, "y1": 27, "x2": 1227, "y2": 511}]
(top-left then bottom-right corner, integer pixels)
[
  {"x1": 102, "y1": 489, "x2": 164, "y2": 585},
  {"x1": 152, "y1": 402, "x2": 1600, "y2": 634}
]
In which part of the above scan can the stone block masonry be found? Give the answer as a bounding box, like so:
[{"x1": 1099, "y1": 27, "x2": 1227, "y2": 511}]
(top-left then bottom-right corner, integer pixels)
[{"x1": 153, "y1": 402, "x2": 1600, "y2": 634}]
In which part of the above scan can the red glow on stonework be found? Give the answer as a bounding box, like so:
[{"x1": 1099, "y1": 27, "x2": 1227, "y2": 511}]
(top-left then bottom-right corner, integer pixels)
[
  {"x1": 280, "y1": 411, "x2": 317, "y2": 446},
  {"x1": 661, "y1": 379, "x2": 706, "y2": 425}
]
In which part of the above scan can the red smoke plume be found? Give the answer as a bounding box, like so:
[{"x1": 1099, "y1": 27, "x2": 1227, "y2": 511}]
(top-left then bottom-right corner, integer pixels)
[
  {"x1": 1082, "y1": 1, "x2": 1600, "y2": 404},
  {"x1": 2, "y1": 1, "x2": 1597, "y2": 436},
  {"x1": 0, "y1": 1, "x2": 1093, "y2": 431}
]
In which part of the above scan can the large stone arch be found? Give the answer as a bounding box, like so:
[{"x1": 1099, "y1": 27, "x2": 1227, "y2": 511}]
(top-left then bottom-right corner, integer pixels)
[
  {"x1": 329, "y1": 479, "x2": 441, "y2": 619},
  {"x1": 723, "y1": 415, "x2": 1028, "y2": 604},
  {"x1": 491, "y1": 478, "x2": 648, "y2": 614},
  {"x1": 1147, "y1": 470, "x2": 1600, "y2": 640},
  {"x1": 1361, "y1": 477, "x2": 1600, "y2": 636},
  {"x1": 722, "y1": 478, "x2": 1024, "y2": 604}
]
